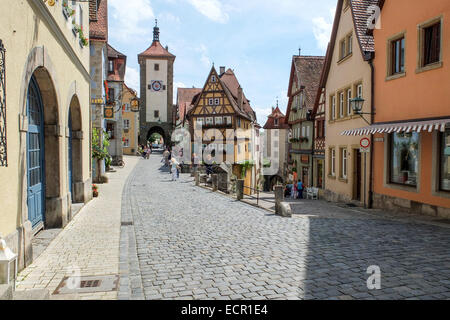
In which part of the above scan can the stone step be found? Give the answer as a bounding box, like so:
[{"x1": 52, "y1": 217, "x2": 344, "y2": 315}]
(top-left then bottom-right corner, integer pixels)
[
  {"x1": 13, "y1": 289, "x2": 50, "y2": 300},
  {"x1": 0, "y1": 284, "x2": 13, "y2": 300}
]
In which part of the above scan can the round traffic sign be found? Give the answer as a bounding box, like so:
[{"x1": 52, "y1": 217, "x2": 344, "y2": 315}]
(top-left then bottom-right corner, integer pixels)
[{"x1": 360, "y1": 138, "x2": 371, "y2": 149}]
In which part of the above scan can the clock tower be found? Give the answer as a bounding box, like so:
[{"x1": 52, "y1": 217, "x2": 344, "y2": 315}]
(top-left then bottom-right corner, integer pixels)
[{"x1": 138, "y1": 21, "x2": 176, "y2": 145}]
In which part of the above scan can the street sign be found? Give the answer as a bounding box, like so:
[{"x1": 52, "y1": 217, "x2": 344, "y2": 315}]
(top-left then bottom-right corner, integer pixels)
[{"x1": 360, "y1": 137, "x2": 371, "y2": 149}]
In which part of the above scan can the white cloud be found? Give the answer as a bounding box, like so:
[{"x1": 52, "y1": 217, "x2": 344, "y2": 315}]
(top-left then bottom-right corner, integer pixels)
[
  {"x1": 196, "y1": 44, "x2": 211, "y2": 67},
  {"x1": 109, "y1": 0, "x2": 155, "y2": 41},
  {"x1": 125, "y1": 67, "x2": 140, "y2": 94},
  {"x1": 187, "y1": 0, "x2": 229, "y2": 23},
  {"x1": 312, "y1": 6, "x2": 336, "y2": 50}
]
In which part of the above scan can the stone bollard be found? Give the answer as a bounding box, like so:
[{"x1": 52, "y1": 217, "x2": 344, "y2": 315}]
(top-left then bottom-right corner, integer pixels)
[
  {"x1": 274, "y1": 185, "x2": 284, "y2": 215},
  {"x1": 236, "y1": 179, "x2": 244, "y2": 200},
  {"x1": 195, "y1": 172, "x2": 200, "y2": 186},
  {"x1": 212, "y1": 174, "x2": 218, "y2": 192}
]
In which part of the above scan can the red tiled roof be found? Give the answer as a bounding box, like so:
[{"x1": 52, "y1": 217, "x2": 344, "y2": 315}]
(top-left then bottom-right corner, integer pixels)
[
  {"x1": 350, "y1": 0, "x2": 378, "y2": 54},
  {"x1": 286, "y1": 56, "x2": 325, "y2": 121},
  {"x1": 177, "y1": 88, "x2": 202, "y2": 124},
  {"x1": 220, "y1": 69, "x2": 256, "y2": 122},
  {"x1": 89, "y1": 0, "x2": 107, "y2": 41},
  {"x1": 294, "y1": 56, "x2": 325, "y2": 111},
  {"x1": 107, "y1": 44, "x2": 127, "y2": 82},
  {"x1": 263, "y1": 107, "x2": 289, "y2": 129},
  {"x1": 138, "y1": 41, "x2": 175, "y2": 59}
]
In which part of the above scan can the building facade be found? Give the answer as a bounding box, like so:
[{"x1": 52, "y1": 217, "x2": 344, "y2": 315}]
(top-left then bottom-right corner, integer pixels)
[
  {"x1": 139, "y1": 22, "x2": 175, "y2": 146},
  {"x1": 323, "y1": 0, "x2": 376, "y2": 207},
  {"x1": 89, "y1": 0, "x2": 108, "y2": 182},
  {"x1": 122, "y1": 84, "x2": 139, "y2": 155},
  {"x1": 106, "y1": 44, "x2": 126, "y2": 162},
  {"x1": 312, "y1": 85, "x2": 327, "y2": 193},
  {"x1": 343, "y1": 0, "x2": 450, "y2": 216},
  {"x1": 187, "y1": 66, "x2": 258, "y2": 194},
  {"x1": 0, "y1": 0, "x2": 92, "y2": 269},
  {"x1": 286, "y1": 55, "x2": 325, "y2": 187},
  {"x1": 262, "y1": 106, "x2": 289, "y2": 191}
]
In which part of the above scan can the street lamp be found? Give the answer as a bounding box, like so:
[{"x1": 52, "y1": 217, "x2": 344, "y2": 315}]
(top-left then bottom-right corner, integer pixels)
[
  {"x1": 350, "y1": 97, "x2": 365, "y2": 114},
  {"x1": 350, "y1": 97, "x2": 374, "y2": 125}
]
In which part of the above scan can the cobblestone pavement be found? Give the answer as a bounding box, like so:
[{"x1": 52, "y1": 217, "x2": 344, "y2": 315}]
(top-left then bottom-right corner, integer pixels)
[
  {"x1": 15, "y1": 156, "x2": 140, "y2": 300},
  {"x1": 121, "y1": 155, "x2": 450, "y2": 300}
]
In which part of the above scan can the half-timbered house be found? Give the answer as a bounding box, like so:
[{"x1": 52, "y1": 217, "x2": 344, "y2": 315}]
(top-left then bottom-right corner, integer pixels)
[
  {"x1": 285, "y1": 55, "x2": 325, "y2": 187},
  {"x1": 187, "y1": 66, "x2": 258, "y2": 194}
]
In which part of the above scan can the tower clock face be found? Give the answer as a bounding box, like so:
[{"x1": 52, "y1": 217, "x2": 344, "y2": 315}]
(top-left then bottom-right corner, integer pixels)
[{"x1": 151, "y1": 80, "x2": 163, "y2": 92}]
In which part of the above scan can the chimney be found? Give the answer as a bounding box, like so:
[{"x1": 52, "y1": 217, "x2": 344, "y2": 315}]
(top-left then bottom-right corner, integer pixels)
[
  {"x1": 272, "y1": 107, "x2": 275, "y2": 113},
  {"x1": 165, "y1": 45, "x2": 169, "y2": 51},
  {"x1": 237, "y1": 86, "x2": 243, "y2": 110},
  {"x1": 220, "y1": 66, "x2": 225, "y2": 75}
]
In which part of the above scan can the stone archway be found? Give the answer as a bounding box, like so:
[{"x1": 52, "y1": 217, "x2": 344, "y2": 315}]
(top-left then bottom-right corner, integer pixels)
[
  {"x1": 68, "y1": 95, "x2": 84, "y2": 203},
  {"x1": 146, "y1": 126, "x2": 167, "y2": 146},
  {"x1": 31, "y1": 67, "x2": 63, "y2": 229}
]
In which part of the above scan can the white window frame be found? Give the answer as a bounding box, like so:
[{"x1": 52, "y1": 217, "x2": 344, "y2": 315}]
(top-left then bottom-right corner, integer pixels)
[
  {"x1": 215, "y1": 116, "x2": 223, "y2": 125},
  {"x1": 274, "y1": 118, "x2": 279, "y2": 126},
  {"x1": 196, "y1": 118, "x2": 205, "y2": 126},
  {"x1": 357, "y1": 84, "x2": 363, "y2": 98},
  {"x1": 347, "y1": 89, "x2": 352, "y2": 116},
  {"x1": 123, "y1": 139, "x2": 130, "y2": 148},
  {"x1": 208, "y1": 98, "x2": 214, "y2": 106},
  {"x1": 342, "y1": 148, "x2": 347, "y2": 179},
  {"x1": 331, "y1": 149, "x2": 336, "y2": 176},
  {"x1": 205, "y1": 117, "x2": 214, "y2": 126},
  {"x1": 211, "y1": 75, "x2": 216, "y2": 83},
  {"x1": 225, "y1": 116, "x2": 232, "y2": 125},
  {"x1": 331, "y1": 95, "x2": 336, "y2": 120},
  {"x1": 123, "y1": 119, "x2": 130, "y2": 129},
  {"x1": 214, "y1": 98, "x2": 220, "y2": 105},
  {"x1": 339, "y1": 92, "x2": 344, "y2": 118}
]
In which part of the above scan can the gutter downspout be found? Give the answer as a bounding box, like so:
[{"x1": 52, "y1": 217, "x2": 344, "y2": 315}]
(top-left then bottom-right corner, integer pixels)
[{"x1": 368, "y1": 55, "x2": 375, "y2": 209}]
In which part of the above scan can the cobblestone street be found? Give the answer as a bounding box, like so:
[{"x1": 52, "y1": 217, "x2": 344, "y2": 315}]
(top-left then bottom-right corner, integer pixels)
[{"x1": 120, "y1": 155, "x2": 450, "y2": 300}]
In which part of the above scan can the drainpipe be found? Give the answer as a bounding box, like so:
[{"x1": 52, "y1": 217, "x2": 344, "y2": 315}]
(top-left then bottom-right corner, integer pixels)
[{"x1": 368, "y1": 56, "x2": 375, "y2": 209}]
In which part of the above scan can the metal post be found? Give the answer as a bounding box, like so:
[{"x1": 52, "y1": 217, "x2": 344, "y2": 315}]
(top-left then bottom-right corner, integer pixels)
[{"x1": 364, "y1": 152, "x2": 367, "y2": 209}]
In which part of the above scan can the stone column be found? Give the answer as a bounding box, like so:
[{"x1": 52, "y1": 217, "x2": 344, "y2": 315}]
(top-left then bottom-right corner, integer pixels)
[
  {"x1": 274, "y1": 185, "x2": 284, "y2": 215},
  {"x1": 195, "y1": 172, "x2": 200, "y2": 186},
  {"x1": 236, "y1": 179, "x2": 244, "y2": 200},
  {"x1": 212, "y1": 174, "x2": 219, "y2": 192}
]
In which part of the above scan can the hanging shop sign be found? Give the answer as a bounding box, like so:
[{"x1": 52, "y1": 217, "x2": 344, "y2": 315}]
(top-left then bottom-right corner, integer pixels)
[{"x1": 104, "y1": 106, "x2": 114, "y2": 119}]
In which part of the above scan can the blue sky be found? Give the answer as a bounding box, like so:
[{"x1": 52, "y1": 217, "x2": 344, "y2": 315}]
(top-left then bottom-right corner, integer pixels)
[{"x1": 108, "y1": 0, "x2": 337, "y2": 125}]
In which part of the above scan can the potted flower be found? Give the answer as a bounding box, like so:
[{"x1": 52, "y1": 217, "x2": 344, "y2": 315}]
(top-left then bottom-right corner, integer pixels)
[{"x1": 92, "y1": 184, "x2": 99, "y2": 198}]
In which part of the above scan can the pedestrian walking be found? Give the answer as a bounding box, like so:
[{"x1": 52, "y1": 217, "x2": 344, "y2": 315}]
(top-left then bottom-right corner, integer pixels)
[
  {"x1": 171, "y1": 157, "x2": 179, "y2": 181},
  {"x1": 297, "y1": 180, "x2": 304, "y2": 199},
  {"x1": 291, "y1": 181, "x2": 298, "y2": 199},
  {"x1": 163, "y1": 149, "x2": 170, "y2": 167}
]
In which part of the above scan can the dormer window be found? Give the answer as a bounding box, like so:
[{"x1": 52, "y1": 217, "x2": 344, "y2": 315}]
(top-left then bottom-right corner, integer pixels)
[
  {"x1": 108, "y1": 60, "x2": 114, "y2": 73},
  {"x1": 274, "y1": 118, "x2": 279, "y2": 126}
]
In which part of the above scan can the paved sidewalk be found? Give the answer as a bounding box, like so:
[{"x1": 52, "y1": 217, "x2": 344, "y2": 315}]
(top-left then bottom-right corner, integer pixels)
[{"x1": 15, "y1": 156, "x2": 139, "y2": 300}]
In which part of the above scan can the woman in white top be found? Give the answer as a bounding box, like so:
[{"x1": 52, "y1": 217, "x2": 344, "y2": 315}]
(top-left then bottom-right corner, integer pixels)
[{"x1": 171, "y1": 158, "x2": 179, "y2": 181}]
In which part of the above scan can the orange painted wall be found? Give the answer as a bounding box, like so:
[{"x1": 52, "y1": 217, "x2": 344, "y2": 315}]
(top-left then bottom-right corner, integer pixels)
[
  {"x1": 372, "y1": 0, "x2": 450, "y2": 209},
  {"x1": 373, "y1": 0, "x2": 450, "y2": 122}
]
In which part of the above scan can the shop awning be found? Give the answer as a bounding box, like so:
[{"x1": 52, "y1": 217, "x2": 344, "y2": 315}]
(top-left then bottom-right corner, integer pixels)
[{"x1": 341, "y1": 118, "x2": 450, "y2": 136}]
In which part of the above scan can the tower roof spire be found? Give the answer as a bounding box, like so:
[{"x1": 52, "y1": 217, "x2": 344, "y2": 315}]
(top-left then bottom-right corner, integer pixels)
[{"x1": 153, "y1": 19, "x2": 160, "y2": 42}]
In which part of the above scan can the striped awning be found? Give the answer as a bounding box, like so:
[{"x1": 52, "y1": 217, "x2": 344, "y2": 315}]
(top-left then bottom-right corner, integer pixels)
[{"x1": 341, "y1": 118, "x2": 450, "y2": 136}]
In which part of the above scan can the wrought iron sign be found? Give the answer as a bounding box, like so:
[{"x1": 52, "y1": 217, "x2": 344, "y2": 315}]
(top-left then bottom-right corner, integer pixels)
[{"x1": 0, "y1": 40, "x2": 7, "y2": 167}]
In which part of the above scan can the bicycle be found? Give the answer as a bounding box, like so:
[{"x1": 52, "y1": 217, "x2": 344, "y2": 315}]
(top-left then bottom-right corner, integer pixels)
[{"x1": 112, "y1": 157, "x2": 125, "y2": 168}]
